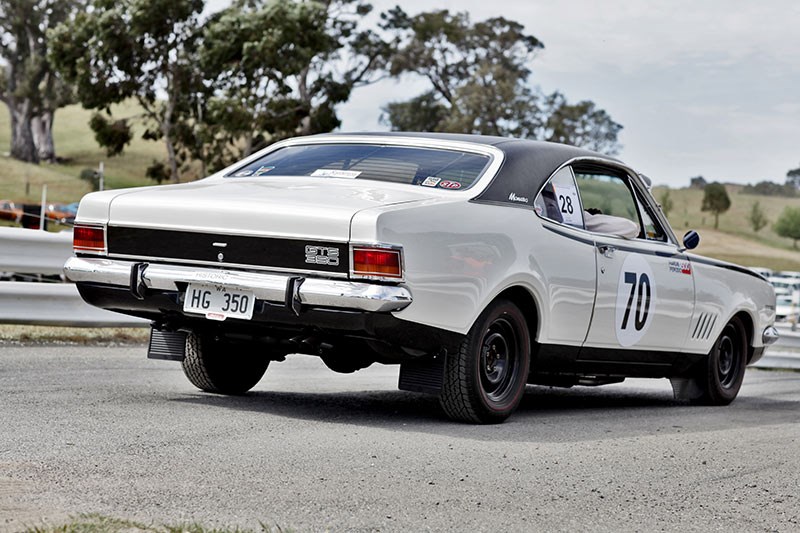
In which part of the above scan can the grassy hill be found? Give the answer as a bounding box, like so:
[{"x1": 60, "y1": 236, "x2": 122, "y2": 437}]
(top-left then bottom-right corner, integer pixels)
[
  {"x1": 653, "y1": 185, "x2": 800, "y2": 270},
  {"x1": 0, "y1": 101, "x2": 168, "y2": 204},
  {"x1": 0, "y1": 102, "x2": 799, "y2": 269}
]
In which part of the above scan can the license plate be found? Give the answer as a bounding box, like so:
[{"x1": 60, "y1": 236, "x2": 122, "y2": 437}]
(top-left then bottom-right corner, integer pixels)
[{"x1": 183, "y1": 283, "x2": 255, "y2": 321}]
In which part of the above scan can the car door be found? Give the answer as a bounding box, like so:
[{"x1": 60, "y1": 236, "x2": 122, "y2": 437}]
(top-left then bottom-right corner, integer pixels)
[
  {"x1": 531, "y1": 165, "x2": 597, "y2": 347},
  {"x1": 574, "y1": 165, "x2": 695, "y2": 364}
]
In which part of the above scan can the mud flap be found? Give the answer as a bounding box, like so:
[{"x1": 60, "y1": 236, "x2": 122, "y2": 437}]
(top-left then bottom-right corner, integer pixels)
[
  {"x1": 147, "y1": 328, "x2": 187, "y2": 361},
  {"x1": 669, "y1": 377, "x2": 704, "y2": 401},
  {"x1": 398, "y1": 353, "x2": 446, "y2": 395}
]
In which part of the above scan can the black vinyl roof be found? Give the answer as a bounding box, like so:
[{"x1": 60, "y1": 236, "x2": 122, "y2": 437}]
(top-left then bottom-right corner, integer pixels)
[{"x1": 309, "y1": 132, "x2": 621, "y2": 207}]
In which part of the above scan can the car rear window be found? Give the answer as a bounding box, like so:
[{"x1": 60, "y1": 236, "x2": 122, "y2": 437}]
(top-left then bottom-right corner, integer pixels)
[{"x1": 225, "y1": 144, "x2": 491, "y2": 191}]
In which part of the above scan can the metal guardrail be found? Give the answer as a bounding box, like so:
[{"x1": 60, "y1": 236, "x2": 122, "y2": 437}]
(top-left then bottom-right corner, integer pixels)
[
  {"x1": 0, "y1": 226, "x2": 73, "y2": 275},
  {"x1": 0, "y1": 227, "x2": 147, "y2": 327},
  {"x1": 0, "y1": 282, "x2": 146, "y2": 327}
]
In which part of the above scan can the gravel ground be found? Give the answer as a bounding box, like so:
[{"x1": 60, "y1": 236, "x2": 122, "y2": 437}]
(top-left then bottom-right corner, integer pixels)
[{"x1": 1, "y1": 345, "x2": 798, "y2": 532}]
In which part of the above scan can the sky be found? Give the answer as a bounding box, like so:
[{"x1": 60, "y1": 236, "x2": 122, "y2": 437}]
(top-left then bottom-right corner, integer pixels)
[{"x1": 207, "y1": 0, "x2": 800, "y2": 188}]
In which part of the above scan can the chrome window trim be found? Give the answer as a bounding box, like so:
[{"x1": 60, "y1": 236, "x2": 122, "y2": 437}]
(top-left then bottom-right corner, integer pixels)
[
  {"x1": 214, "y1": 135, "x2": 506, "y2": 200},
  {"x1": 534, "y1": 156, "x2": 679, "y2": 247}
]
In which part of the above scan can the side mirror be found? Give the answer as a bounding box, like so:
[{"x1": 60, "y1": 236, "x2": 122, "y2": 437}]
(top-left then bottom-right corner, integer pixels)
[{"x1": 682, "y1": 230, "x2": 700, "y2": 250}]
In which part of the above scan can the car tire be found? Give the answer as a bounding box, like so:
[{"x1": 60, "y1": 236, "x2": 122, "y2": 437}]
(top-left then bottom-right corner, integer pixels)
[
  {"x1": 440, "y1": 299, "x2": 530, "y2": 424},
  {"x1": 693, "y1": 316, "x2": 748, "y2": 405},
  {"x1": 181, "y1": 332, "x2": 270, "y2": 395}
]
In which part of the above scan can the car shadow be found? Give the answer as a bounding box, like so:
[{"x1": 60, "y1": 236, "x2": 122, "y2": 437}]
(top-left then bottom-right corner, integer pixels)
[{"x1": 170, "y1": 381, "x2": 798, "y2": 443}]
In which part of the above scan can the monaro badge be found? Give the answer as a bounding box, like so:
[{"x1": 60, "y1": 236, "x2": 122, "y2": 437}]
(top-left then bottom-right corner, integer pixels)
[{"x1": 305, "y1": 245, "x2": 340, "y2": 266}]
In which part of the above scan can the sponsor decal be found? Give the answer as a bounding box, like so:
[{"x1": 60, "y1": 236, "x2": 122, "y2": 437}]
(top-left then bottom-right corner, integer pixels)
[
  {"x1": 421, "y1": 176, "x2": 441, "y2": 187},
  {"x1": 233, "y1": 169, "x2": 254, "y2": 177},
  {"x1": 508, "y1": 192, "x2": 529, "y2": 203},
  {"x1": 253, "y1": 165, "x2": 275, "y2": 176},
  {"x1": 310, "y1": 169, "x2": 361, "y2": 179},
  {"x1": 438, "y1": 180, "x2": 462, "y2": 189},
  {"x1": 305, "y1": 245, "x2": 340, "y2": 266},
  {"x1": 668, "y1": 260, "x2": 692, "y2": 275}
]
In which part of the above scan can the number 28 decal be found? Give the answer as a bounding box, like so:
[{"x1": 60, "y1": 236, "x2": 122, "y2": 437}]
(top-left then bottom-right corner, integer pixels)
[{"x1": 615, "y1": 254, "x2": 657, "y2": 347}]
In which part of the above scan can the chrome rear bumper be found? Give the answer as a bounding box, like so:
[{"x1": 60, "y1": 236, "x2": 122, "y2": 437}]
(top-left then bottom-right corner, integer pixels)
[{"x1": 64, "y1": 257, "x2": 412, "y2": 313}]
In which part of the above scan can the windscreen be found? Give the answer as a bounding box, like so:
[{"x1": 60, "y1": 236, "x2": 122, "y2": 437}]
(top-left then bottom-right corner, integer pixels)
[{"x1": 225, "y1": 143, "x2": 491, "y2": 191}]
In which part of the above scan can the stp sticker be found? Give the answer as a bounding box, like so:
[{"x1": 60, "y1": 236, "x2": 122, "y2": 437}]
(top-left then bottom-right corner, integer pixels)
[
  {"x1": 421, "y1": 176, "x2": 441, "y2": 187},
  {"x1": 615, "y1": 254, "x2": 657, "y2": 347},
  {"x1": 438, "y1": 180, "x2": 462, "y2": 189},
  {"x1": 233, "y1": 169, "x2": 254, "y2": 177}
]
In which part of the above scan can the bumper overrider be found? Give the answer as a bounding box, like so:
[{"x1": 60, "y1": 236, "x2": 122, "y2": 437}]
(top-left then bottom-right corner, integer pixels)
[{"x1": 63, "y1": 256, "x2": 412, "y2": 314}]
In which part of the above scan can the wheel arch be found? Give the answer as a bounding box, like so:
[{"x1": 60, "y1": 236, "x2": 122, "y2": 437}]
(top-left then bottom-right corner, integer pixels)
[
  {"x1": 731, "y1": 309, "x2": 757, "y2": 363},
  {"x1": 493, "y1": 285, "x2": 540, "y2": 343}
]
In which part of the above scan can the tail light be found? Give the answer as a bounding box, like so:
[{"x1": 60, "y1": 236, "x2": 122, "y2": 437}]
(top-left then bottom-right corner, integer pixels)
[
  {"x1": 73, "y1": 224, "x2": 107, "y2": 254},
  {"x1": 351, "y1": 245, "x2": 403, "y2": 280}
]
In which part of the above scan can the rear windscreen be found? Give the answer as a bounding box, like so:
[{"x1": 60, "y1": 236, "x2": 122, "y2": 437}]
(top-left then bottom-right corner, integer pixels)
[{"x1": 225, "y1": 144, "x2": 491, "y2": 191}]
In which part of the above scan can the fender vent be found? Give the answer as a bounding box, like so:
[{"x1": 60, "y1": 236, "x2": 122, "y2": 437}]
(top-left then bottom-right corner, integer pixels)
[{"x1": 691, "y1": 313, "x2": 718, "y2": 341}]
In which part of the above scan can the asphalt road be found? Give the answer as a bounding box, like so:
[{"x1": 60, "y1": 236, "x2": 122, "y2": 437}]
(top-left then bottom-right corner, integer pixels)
[{"x1": 1, "y1": 345, "x2": 798, "y2": 532}]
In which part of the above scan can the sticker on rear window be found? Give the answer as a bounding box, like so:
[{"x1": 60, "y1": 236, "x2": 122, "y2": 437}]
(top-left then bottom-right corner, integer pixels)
[
  {"x1": 233, "y1": 169, "x2": 254, "y2": 177},
  {"x1": 438, "y1": 180, "x2": 462, "y2": 189},
  {"x1": 311, "y1": 169, "x2": 361, "y2": 179},
  {"x1": 253, "y1": 165, "x2": 275, "y2": 176},
  {"x1": 421, "y1": 176, "x2": 441, "y2": 187}
]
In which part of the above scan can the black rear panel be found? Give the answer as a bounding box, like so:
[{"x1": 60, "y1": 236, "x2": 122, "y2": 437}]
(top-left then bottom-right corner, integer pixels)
[{"x1": 106, "y1": 226, "x2": 349, "y2": 274}]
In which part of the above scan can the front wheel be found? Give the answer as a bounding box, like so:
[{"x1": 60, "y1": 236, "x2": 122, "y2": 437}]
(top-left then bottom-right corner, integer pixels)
[
  {"x1": 181, "y1": 332, "x2": 270, "y2": 395},
  {"x1": 693, "y1": 316, "x2": 748, "y2": 405},
  {"x1": 440, "y1": 300, "x2": 531, "y2": 424}
]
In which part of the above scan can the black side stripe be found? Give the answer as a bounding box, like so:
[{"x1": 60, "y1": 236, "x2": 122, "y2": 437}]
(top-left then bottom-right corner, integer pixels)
[
  {"x1": 542, "y1": 224, "x2": 595, "y2": 246},
  {"x1": 688, "y1": 255, "x2": 767, "y2": 281}
]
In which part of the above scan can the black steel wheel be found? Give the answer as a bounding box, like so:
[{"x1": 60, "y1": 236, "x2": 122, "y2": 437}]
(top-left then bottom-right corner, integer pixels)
[
  {"x1": 440, "y1": 299, "x2": 531, "y2": 424},
  {"x1": 694, "y1": 316, "x2": 748, "y2": 405},
  {"x1": 181, "y1": 332, "x2": 270, "y2": 395}
]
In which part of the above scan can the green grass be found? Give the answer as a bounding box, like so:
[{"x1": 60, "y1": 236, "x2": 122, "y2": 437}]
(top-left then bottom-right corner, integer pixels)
[
  {"x1": 0, "y1": 101, "x2": 176, "y2": 204},
  {"x1": 24, "y1": 513, "x2": 290, "y2": 533},
  {"x1": 0, "y1": 325, "x2": 149, "y2": 345}
]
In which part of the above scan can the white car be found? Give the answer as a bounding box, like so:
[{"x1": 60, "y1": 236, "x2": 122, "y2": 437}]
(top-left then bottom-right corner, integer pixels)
[{"x1": 64, "y1": 133, "x2": 778, "y2": 423}]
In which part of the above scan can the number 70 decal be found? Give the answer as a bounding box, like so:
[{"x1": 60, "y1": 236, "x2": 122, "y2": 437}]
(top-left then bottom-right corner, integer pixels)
[{"x1": 615, "y1": 255, "x2": 657, "y2": 347}]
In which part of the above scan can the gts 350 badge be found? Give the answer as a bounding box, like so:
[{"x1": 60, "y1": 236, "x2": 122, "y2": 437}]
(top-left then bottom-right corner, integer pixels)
[{"x1": 305, "y1": 245, "x2": 340, "y2": 266}]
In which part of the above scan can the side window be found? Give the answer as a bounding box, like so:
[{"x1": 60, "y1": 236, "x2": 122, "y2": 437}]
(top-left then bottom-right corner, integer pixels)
[
  {"x1": 634, "y1": 190, "x2": 668, "y2": 242},
  {"x1": 573, "y1": 168, "x2": 642, "y2": 239},
  {"x1": 534, "y1": 167, "x2": 584, "y2": 228}
]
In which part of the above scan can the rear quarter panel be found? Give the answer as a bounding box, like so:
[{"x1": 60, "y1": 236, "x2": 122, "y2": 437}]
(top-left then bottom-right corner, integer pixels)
[{"x1": 351, "y1": 200, "x2": 596, "y2": 342}]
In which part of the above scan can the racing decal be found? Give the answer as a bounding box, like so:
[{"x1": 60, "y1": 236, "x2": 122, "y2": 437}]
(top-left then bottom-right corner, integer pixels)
[
  {"x1": 421, "y1": 176, "x2": 441, "y2": 187},
  {"x1": 438, "y1": 180, "x2": 462, "y2": 189},
  {"x1": 551, "y1": 181, "x2": 582, "y2": 226},
  {"x1": 233, "y1": 169, "x2": 254, "y2": 177},
  {"x1": 311, "y1": 169, "x2": 361, "y2": 179},
  {"x1": 615, "y1": 254, "x2": 657, "y2": 347},
  {"x1": 253, "y1": 165, "x2": 275, "y2": 176},
  {"x1": 668, "y1": 260, "x2": 692, "y2": 275},
  {"x1": 508, "y1": 192, "x2": 529, "y2": 203}
]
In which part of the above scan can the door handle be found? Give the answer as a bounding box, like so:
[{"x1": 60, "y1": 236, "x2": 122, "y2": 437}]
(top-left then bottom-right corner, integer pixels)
[{"x1": 597, "y1": 245, "x2": 616, "y2": 258}]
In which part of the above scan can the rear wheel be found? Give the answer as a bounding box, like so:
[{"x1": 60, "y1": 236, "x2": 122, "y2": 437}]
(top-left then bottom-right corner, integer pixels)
[
  {"x1": 440, "y1": 300, "x2": 531, "y2": 424},
  {"x1": 181, "y1": 332, "x2": 270, "y2": 395},
  {"x1": 693, "y1": 316, "x2": 748, "y2": 405}
]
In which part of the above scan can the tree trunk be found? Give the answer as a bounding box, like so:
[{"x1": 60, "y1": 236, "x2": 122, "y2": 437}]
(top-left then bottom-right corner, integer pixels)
[
  {"x1": 714, "y1": 212, "x2": 719, "y2": 229},
  {"x1": 8, "y1": 101, "x2": 39, "y2": 164},
  {"x1": 162, "y1": 97, "x2": 180, "y2": 183},
  {"x1": 32, "y1": 110, "x2": 56, "y2": 163}
]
